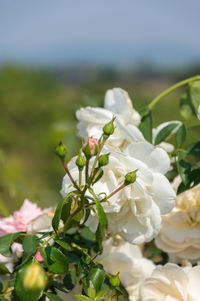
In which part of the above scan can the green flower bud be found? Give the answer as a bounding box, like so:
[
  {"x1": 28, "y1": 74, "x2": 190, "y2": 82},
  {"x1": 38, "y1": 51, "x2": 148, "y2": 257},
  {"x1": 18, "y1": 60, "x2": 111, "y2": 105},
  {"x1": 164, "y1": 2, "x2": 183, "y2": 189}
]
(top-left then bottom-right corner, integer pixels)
[
  {"x1": 98, "y1": 153, "x2": 110, "y2": 167},
  {"x1": 92, "y1": 168, "x2": 104, "y2": 185},
  {"x1": 83, "y1": 142, "x2": 92, "y2": 159},
  {"x1": 76, "y1": 151, "x2": 86, "y2": 171},
  {"x1": 103, "y1": 117, "x2": 115, "y2": 137},
  {"x1": 110, "y1": 272, "x2": 120, "y2": 287},
  {"x1": 83, "y1": 138, "x2": 99, "y2": 159},
  {"x1": 55, "y1": 141, "x2": 67, "y2": 159},
  {"x1": 23, "y1": 263, "x2": 47, "y2": 292},
  {"x1": 124, "y1": 169, "x2": 138, "y2": 186}
]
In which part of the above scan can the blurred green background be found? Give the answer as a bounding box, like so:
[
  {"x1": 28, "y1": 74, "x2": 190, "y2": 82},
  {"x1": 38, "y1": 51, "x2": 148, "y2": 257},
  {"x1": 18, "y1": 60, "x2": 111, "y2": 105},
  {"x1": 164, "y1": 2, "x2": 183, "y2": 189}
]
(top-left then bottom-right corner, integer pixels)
[{"x1": 0, "y1": 64, "x2": 200, "y2": 215}]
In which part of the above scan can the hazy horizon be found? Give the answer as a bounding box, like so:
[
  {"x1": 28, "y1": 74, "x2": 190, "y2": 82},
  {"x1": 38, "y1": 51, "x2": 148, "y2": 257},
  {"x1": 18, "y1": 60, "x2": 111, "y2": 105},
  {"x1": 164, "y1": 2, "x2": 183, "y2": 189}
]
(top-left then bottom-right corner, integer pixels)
[{"x1": 1, "y1": 0, "x2": 200, "y2": 66}]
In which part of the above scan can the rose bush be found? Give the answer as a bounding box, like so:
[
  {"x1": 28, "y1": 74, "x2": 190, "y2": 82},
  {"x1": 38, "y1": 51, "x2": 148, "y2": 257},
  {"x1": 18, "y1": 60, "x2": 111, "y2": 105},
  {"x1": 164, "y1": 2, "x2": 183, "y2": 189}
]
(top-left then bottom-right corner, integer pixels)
[{"x1": 0, "y1": 76, "x2": 200, "y2": 301}]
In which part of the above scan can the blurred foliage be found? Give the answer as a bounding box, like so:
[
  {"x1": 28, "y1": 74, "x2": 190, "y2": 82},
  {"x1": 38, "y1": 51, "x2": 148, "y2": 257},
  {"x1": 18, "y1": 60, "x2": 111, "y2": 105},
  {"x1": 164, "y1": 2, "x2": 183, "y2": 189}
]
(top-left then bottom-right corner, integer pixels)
[{"x1": 0, "y1": 65, "x2": 199, "y2": 215}]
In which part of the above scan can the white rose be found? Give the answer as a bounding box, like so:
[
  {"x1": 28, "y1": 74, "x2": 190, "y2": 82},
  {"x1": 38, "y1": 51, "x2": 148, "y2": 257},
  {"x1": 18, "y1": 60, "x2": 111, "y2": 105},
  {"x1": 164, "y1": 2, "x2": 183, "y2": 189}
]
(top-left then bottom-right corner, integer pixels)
[
  {"x1": 139, "y1": 263, "x2": 200, "y2": 301},
  {"x1": 96, "y1": 237, "x2": 155, "y2": 301},
  {"x1": 61, "y1": 141, "x2": 175, "y2": 244},
  {"x1": 76, "y1": 88, "x2": 141, "y2": 147},
  {"x1": 155, "y1": 184, "x2": 200, "y2": 262}
]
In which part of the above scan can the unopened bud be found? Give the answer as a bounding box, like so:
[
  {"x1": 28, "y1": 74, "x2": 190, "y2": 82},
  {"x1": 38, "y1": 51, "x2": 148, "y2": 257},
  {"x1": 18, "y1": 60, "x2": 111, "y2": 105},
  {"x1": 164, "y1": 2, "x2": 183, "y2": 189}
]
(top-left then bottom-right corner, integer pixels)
[
  {"x1": 35, "y1": 251, "x2": 43, "y2": 263},
  {"x1": 124, "y1": 169, "x2": 138, "y2": 186},
  {"x1": 98, "y1": 153, "x2": 110, "y2": 167},
  {"x1": 110, "y1": 272, "x2": 120, "y2": 287},
  {"x1": 55, "y1": 141, "x2": 67, "y2": 159},
  {"x1": 76, "y1": 151, "x2": 86, "y2": 171},
  {"x1": 83, "y1": 138, "x2": 99, "y2": 159},
  {"x1": 103, "y1": 117, "x2": 115, "y2": 137},
  {"x1": 92, "y1": 168, "x2": 104, "y2": 185},
  {"x1": 23, "y1": 263, "x2": 47, "y2": 292}
]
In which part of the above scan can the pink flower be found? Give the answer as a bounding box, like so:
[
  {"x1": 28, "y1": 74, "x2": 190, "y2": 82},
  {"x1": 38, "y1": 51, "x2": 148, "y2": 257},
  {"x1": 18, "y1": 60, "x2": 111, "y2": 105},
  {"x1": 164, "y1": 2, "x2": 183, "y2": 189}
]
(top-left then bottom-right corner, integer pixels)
[
  {"x1": 13, "y1": 199, "x2": 43, "y2": 232},
  {"x1": 83, "y1": 137, "x2": 99, "y2": 156},
  {"x1": 0, "y1": 199, "x2": 43, "y2": 236},
  {"x1": 35, "y1": 251, "x2": 44, "y2": 263},
  {"x1": 0, "y1": 216, "x2": 17, "y2": 237}
]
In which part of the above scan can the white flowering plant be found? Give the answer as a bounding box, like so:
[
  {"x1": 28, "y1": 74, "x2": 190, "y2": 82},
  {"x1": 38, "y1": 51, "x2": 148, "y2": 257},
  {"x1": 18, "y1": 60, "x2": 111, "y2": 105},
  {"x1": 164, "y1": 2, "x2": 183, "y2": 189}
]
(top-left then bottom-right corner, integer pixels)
[{"x1": 0, "y1": 75, "x2": 200, "y2": 301}]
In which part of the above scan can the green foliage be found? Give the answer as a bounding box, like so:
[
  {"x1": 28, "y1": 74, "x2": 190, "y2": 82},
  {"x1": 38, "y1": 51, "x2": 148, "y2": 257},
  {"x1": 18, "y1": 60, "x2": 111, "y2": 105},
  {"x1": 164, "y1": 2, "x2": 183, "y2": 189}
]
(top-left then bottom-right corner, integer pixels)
[
  {"x1": 177, "y1": 141, "x2": 200, "y2": 193},
  {"x1": 41, "y1": 246, "x2": 69, "y2": 274},
  {"x1": 0, "y1": 233, "x2": 20, "y2": 257},
  {"x1": 52, "y1": 196, "x2": 72, "y2": 232},
  {"x1": 155, "y1": 123, "x2": 178, "y2": 145},
  {"x1": 139, "y1": 107, "x2": 152, "y2": 142},
  {"x1": 63, "y1": 269, "x2": 76, "y2": 291},
  {"x1": 176, "y1": 124, "x2": 186, "y2": 148},
  {"x1": 0, "y1": 264, "x2": 10, "y2": 275},
  {"x1": 88, "y1": 188, "x2": 108, "y2": 250},
  {"x1": 44, "y1": 292, "x2": 63, "y2": 301},
  {"x1": 87, "y1": 266, "x2": 105, "y2": 292}
]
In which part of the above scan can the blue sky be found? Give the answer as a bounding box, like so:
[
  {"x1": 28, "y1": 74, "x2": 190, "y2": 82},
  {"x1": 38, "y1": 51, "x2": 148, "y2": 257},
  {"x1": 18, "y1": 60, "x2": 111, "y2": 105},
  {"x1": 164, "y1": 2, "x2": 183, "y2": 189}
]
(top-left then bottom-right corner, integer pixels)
[{"x1": 0, "y1": 0, "x2": 200, "y2": 66}]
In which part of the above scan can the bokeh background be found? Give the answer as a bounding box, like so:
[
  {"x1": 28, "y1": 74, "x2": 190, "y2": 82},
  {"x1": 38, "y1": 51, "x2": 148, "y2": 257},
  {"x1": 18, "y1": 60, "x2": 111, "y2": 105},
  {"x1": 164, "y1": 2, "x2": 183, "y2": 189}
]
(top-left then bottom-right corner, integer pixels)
[{"x1": 0, "y1": 0, "x2": 200, "y2": 214}]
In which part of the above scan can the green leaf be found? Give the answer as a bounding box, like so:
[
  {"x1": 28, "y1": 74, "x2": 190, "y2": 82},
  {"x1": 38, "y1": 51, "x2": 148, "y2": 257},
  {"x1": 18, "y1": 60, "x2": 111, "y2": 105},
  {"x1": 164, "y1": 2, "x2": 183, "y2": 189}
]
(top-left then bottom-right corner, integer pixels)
[
  {"x1": 75, "y1": 295, "x2": 91, "y2": 301},
  {"x1": 52, "y1": 196, "x2": 72, "y2": 232},
  {"x1": 87, "y1": 281, "x2": 96, "y2": 299},
  {"x1": 139, "y1": 107, "x2": 152, "y2": 143},
  {"x1": 88, "y1": 188, "x2": 108, "y2": 250},
  {"x1": 88, "y1": 189, "x2": 107, "y2": 231},
  {"x1": 0, "y1": 264, "x2": 10, "y2": 275},
  {"x1": 187, "y1": 141, "x2": 200, "y2": 158},
  {"x1": 41, "y1": 246, "x2": 68, "y2": 274},
  {"x1": 79, "y1": 227, "x2": 95, "y2": 243},
  {"x1": 177, "y1": 152, "x2": 191, "y2": 185},
  {"x1": 190, "y1": 80, "x2": 200, "y2": 112},
  {"x1": 44, "y1": 292, "x2": 63, "y2": 301},
  {"x1": 94, "y1": 289, "x2": 108, "y2": 301},
  {"x1": 55, "y1": 237, "x2": 72, "y2": 251},
  {"x1": 176, "y1": 124, "x2": 186, "y2": 148},
  {"x1": 155, "y1": 123, "x2": 178, "y2": 145},
  {"x1": 87, "y1": 266, "x2": 105, "y2": 292},
  {"x1": 0, "y1": 233, "x2": 20, "y2": 257},
  {"x1": 23, "y1": 235, "x2": 40, "y2": 255},
  {"x1": 63, "y1": 269, "x2": 76, "y2": 292},
  {"x1": 78, "y1": 253, "x2": 91, "y2": 279},
  {"x1": 49, "y1": 281, "x2": 68, "y2": 293}
]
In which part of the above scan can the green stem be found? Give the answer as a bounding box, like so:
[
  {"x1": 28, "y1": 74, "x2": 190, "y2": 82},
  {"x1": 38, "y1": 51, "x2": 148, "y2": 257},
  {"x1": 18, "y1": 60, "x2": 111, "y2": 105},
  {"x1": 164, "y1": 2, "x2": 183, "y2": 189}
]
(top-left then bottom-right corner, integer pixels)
[
  {"x1": 85, "y1": 159, "x2": 89, "y2": 183},
  {"x1": 0, "y1": 198, "x2": 10, "y2": 217},
  {"x1": 148, "y1": 75, "x2": 200, "y2": 109},
  {"x1": 62, "y1": 160, "x2": 80, "y2": 191},
  {"x1": 90, "y1": 138, "x2": 106, "y2": 181},
  {"x1": 84, "y1": 183, "x2": 125, "y2": 208},
  {"x1": 79, "y1": 170, "x2": 82, "y2": 187}
]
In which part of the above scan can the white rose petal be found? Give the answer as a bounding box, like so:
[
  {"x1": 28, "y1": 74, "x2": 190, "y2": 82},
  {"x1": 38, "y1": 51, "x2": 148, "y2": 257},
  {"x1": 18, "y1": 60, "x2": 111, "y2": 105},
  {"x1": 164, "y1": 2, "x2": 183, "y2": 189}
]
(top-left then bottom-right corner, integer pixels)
[
  {"x1": 139, "y1": 263, "x2": 200, "y2": 300},
  {"x1": 76, "y1": 88, "x2": 140, "y2": 147},
  {"x1": 155, "y1": 184, "x2": 200, "y2": 262}
]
